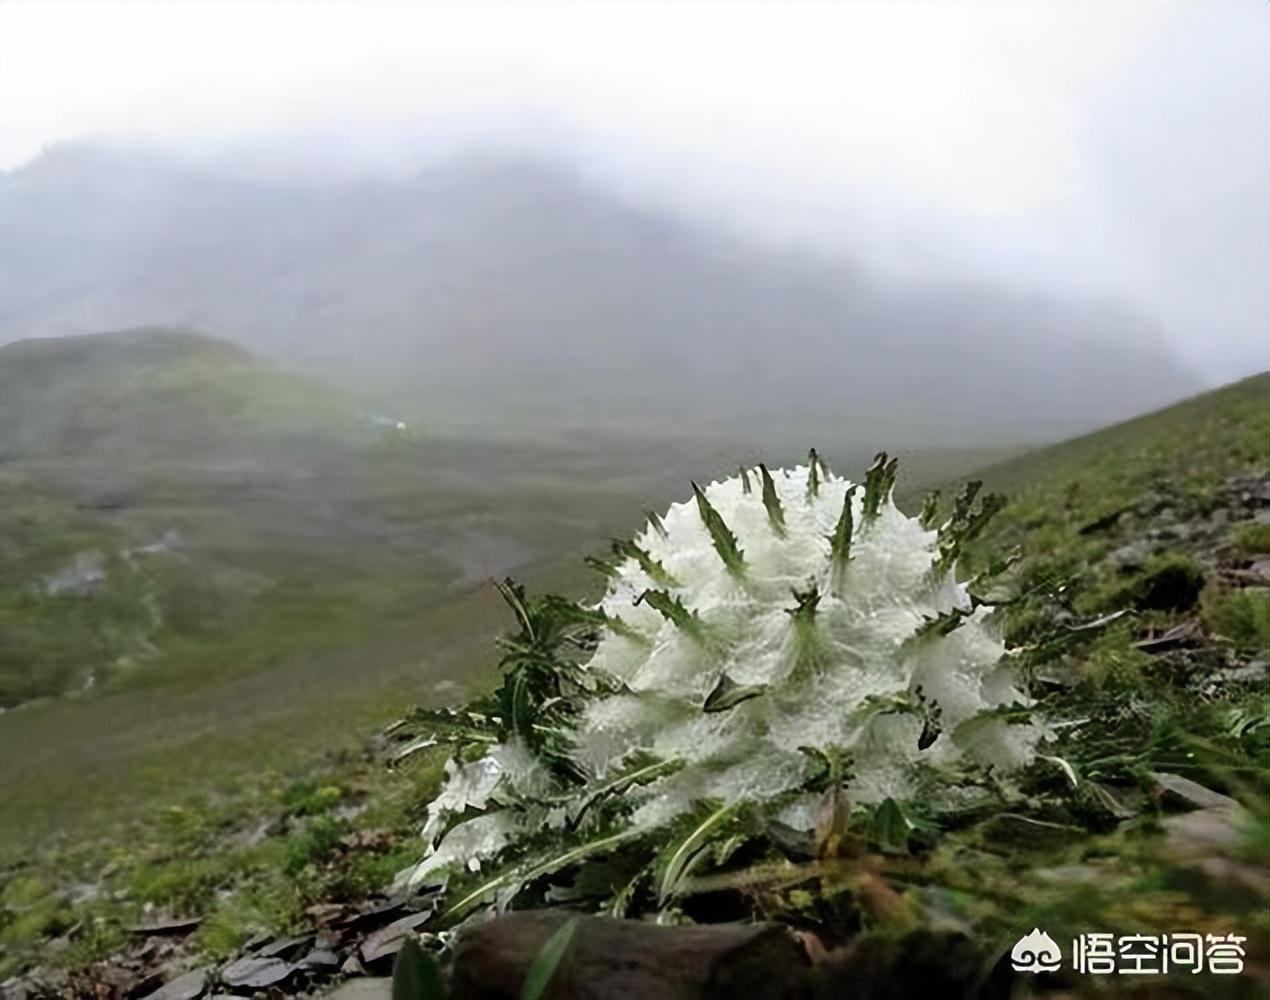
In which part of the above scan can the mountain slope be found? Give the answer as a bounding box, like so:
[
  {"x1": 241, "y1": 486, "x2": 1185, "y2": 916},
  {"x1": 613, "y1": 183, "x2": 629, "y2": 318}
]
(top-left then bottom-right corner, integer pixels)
[
  {"x1": 3, "y1": 373, "x2": 1264, "y2": 995},
  {"x1": 0, "y1": 143, "x2": 1201, "y2": 445},
  {"x1": 967, "y1": 370, "x2": 1268, "y2": 525},
  {"x1": 0, "y1": 327, "x2": 369, "y2": 461}
]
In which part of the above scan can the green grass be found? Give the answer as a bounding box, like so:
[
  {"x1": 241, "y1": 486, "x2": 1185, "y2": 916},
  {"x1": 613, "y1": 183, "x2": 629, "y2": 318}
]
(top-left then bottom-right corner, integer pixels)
[
  {"x1": 1204, "y1": 587, "x2": 1270, "y2": 654},
  {"x1": 1, "y1": 354, "x2": 1264, "y2": 986},
  {"x1": 965, "y1": 372, "x2": 1267, "y2": 533}
]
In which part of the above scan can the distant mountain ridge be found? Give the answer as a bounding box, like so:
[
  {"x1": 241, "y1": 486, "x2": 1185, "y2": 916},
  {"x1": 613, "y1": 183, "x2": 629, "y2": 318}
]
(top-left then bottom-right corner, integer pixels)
[{"x1": 0, "y1": 142, "x2": 1201, "y2": 445}]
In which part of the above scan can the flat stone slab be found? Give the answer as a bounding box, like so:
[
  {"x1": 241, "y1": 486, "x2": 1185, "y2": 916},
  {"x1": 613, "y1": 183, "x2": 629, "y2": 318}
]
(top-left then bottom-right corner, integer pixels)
[{"x1": 1151, "y1": 772, "x2": 1240, "y2": 811}]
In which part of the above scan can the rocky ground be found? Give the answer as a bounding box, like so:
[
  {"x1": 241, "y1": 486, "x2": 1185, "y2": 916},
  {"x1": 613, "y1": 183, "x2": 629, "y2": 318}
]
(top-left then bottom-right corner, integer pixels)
[{"x1": 4, "y1": 447, "x2": 1267, "y2": 1000}]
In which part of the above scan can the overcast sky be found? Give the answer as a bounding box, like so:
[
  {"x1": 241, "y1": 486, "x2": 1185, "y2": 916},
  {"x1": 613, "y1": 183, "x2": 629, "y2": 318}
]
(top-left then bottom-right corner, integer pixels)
[{"x1": 1, "y1": 1, "x2": 1266, "y2": 382}]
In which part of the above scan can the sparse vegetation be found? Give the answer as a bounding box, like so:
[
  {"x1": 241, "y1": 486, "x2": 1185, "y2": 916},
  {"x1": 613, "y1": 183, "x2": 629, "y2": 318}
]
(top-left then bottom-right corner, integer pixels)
[{"x1": 0, "y1": 366, "x2": 1266, "y2": 995}]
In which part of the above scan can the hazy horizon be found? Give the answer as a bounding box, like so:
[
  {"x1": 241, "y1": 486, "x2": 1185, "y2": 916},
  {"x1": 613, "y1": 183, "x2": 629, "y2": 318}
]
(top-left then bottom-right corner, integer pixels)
[{"x1": 2, "y1": 1, "x2": 1266, "y2": 388}]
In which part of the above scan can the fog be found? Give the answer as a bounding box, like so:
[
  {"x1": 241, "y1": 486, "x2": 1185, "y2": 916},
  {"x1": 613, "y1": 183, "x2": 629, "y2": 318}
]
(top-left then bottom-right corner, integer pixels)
[{"x1": 0, "y1": 1, "x2": 1265, "y2": 432}]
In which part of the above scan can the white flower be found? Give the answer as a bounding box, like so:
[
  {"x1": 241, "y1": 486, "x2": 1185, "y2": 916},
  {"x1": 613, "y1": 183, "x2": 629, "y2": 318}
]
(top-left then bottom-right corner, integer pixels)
[{"x1": 414, "y1": 458, "x2": 1038, "y2": 881}]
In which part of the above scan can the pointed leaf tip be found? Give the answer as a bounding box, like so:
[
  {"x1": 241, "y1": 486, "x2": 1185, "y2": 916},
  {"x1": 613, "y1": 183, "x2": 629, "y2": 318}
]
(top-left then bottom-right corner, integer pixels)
[
  {"x1": 759, "y1": 463, "x2": 786, "y2": 537},
  {"x1": 636, "y1": 588, "x2": 704, "y2": 639},
  {"x1": 830, "y1": 484, "x2": 858, "y2": 579},
  {"x1": 859, "y1": 452, "x2": 899, "y2": 521},
  {"x1": 919, "y1": 490, "x2": 941, "y2": 529},
  {"x1": 786, "y1": 585, "x2": 821, "y2": 625},
  {"x1": 703, "y1": 674, "x2": 767, "y2": 712},
  {"x1": 692, "y1": 482, "x2": 745, "y2": 575},
  {"x1": 611, "y1": 538, "x2": 678, "y2": 587}
]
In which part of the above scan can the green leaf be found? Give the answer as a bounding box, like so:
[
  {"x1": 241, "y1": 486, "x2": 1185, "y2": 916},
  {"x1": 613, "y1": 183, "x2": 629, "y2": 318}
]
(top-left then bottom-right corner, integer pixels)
[
  {"x1": 692, "y1": 481, "x2": 745, "y2": 575},
  {"x1": 759, "y1": 464, "x2": 786, "y2": 538},
  {"x1": 645, "y1": 509, "x2": 669, "y2": 540},
  {"x1": 564, "y1": 756, "x2": 680, "y2": 829},
  {"x1": 602, "y1": 613, "x2": 651, "y2": 645},
  {"x1": 798, "y1": 744, "x2": 854, "y2": 793},
  {"x1": 392, "y1": 935, "x2": 446, "y2": 1000},
  {"x1": 658, "y1": 800, "x2": 743, "y2": 902},
  {"x1": 739, "y1": 465, "x2": 753, "y2": 495},
  {"x1": 845, "y1": 691, "x2": 924, "y2": 732},
  {"x1": 829, "y1": 484, "x2": 858, "y2": 585},
  {"x1": 861, "y1": 452, "x2": 898, "y2": 523},
  {"x1": 494, "y1": 577, "x2": 535, "y2": 639},
  {"x1": 703, "y1": 674, "x2": 766, "y2": 713},
  {"x1": 445, "y1": 829, "x2": 639, "y2": 922},
  {"x1": 607, "y1": 865, "x2": 652, "y2": 917},
  {"x1": 611, "y1": 539, "x2": 678, "y2": 587},
  {"x1": 389, "y1": 707, "x2": 500, "y2": 764},
  {"x1": 918, "y1": 490, "x2": 941, "y2": 529},
  {"x1": 934, "y1": 482, "x2": 1005, "y2": 573},
  {"x1": 870, "y1": 797, "x2": 912, "y2": 854},
  {"x1": 911, "y1": 606, "x2": 973, "y2": 641},
  {"x1": 785, "y1": 585, "x2": 820, "y2": 626},
  {"x1": 584, "y1": 555, "x2": 619, "y2": 579},
  {"x1": 521, "y1": 917, "x2": 580, "y2": 1000},
  {"x1": 806, "y1": 448, "x2": 822, "y2": 499},
  {"x1": 635, "y1": 589, "x2": 704, "y2": 640}
]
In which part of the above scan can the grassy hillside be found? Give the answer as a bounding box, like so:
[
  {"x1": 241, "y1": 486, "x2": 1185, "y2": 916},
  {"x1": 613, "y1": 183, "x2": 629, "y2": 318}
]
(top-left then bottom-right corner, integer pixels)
[
  {"x1": 0, "y1": 327, "x2": 364, "y2": 460},
  {"x1": 1, "y1": 367, "x2": 1263, "y2": 993},
  {"x1": 969, "y1": 371, "x2": 1267, "y2": 534},
  {"x1": 0, "y1": 328, "x2": 398, "y2": 706}
]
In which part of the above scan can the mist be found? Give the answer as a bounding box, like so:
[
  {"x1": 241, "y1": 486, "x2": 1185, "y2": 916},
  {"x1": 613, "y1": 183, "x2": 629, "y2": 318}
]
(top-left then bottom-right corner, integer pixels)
[{"x1": 0, "y1": 0, "x2": 1266, "y2": 431}]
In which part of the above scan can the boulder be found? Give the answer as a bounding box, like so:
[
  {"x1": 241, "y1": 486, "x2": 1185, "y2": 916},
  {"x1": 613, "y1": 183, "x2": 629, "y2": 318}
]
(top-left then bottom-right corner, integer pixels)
[{"x1": 449, "y1": 911, "x2": 810, "y2": 1000}]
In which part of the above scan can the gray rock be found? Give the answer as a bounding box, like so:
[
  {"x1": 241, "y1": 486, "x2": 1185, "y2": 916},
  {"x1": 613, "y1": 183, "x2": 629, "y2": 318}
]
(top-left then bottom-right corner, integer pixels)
[
  {"x1": 138, "y1": 968, "x2": 208, "y2": 1000},
  {"x1": 1163, "y1": 805, "x2": 1247, "y2": 856},
  {"x1": 359, "y1": 910, "x2": 432, "y2": 966},
  {"x1": 0, "y1": 977, "x2": 40, "y2": 1000},
  {"x1": 1151, "y1": 772, "x2": 1240, "y2": 811},
  {"x1": 219, "y1": 955, "x2": 295, "y2": 989},
  {"x1": 301, "y1": 947, "x2": 342, "y2": 969},
  {"x1": 1110, "y1": 541, "x2": 1150, "y2": 571},
  {"x1": 253, "y1": 933, "x2": 312, "y2": 959},
  {"x1": 1215, "y1": 659, "x2": 1268, "y2": 684},
  {"x1": 977, "y1": 813, "x2": 1085, "y2": 849}
]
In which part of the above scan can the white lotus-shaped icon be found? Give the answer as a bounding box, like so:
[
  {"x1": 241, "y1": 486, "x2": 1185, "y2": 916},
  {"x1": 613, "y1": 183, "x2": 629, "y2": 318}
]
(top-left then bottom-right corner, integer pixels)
[{"x1": 1010, "y1": 927, "x2": 1063, "y2": 973}]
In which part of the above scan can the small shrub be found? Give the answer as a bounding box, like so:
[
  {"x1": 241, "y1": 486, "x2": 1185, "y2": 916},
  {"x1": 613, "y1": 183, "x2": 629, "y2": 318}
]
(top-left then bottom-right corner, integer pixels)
[
  {"x1": 1082, "y1": 625, "x2": 1150, "y2": 690},
  {"x1": 196, "y1": 886, "x2": 299, "y2": 959},
  {"x1": 282, "y1": 778, "x2": 344, "y2": 816},
  {"x1": 1204, "y1": 587, "x2": 1270, "y2": 655},
  {"x1": 284, "y1": 816, "x2": 346, "y2": 875},
  {"x1": 1232, "y1": 522, "x2": 1270, "y2": 557},
  {"x1": 126, "y1": 857, "x2": 228, "y2": 909}
]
